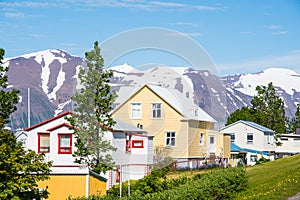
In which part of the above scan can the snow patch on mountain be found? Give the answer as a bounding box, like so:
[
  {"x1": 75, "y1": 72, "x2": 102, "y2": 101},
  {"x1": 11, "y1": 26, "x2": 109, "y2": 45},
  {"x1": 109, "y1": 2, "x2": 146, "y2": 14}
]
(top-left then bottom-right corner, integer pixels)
[
  {"x1": 234, "y1": 68, "x2": 300, "y2": 96},
  {"x1": 108, "y1": 63, "x2": 135, "y2": 74},
  {"x1": 22, "y1": 49, "x2": 68, "y2": 96},
  {"x1": 48, "y1": 66, "x2": 65, "y2": 101}
]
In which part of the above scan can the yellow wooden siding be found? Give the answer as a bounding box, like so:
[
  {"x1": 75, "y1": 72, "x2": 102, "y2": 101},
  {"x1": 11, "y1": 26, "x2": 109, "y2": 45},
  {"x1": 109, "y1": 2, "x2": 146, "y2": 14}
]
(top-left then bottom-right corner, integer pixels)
[
  {"x1": 38, "y1": 175, "x2": 86, "y2": 200},
  {"x1": 89, "y1": 175, "x2": 106, "y2": 196},
  {"x1": 188, "y1": 127, "x2": 208, "y2": 158},
  {"x1": 112, "y1": 86, "x2": 188, "y2": 158},
  {"x1": 223, "y1": 134, "x2": 231, "y2": 159}
]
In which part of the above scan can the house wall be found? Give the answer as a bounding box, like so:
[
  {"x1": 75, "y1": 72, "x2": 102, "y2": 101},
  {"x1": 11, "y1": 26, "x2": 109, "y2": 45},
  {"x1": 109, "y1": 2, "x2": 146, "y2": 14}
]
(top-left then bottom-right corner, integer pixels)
[
  {"x1": 111, "y1": 133, "x2": 153, "y2": 184},
  {"x1": 112, "y1": 86, "x2": 188, "y2": 159},
  {"x1": 187, "y1": 121, "x2": 208, "y2": 158},
  {"x1": 38, "y1": 174, "x2": 87, "y2": 200},
  {"x1": 223, "y1": 134, "x2": 231, "y2": 159},
  {"x1": 277, "y1": 136, "x2": 300, "y2": 154},
  {"x1": 220, "y1": 123, "x2": 276, "y2": 152},
  {"x1": 26, "y1": 117, "x2": 76, "y2": 164},
  {"x1": 89, "y1": 175, "x2": 106, "y2": 196}
]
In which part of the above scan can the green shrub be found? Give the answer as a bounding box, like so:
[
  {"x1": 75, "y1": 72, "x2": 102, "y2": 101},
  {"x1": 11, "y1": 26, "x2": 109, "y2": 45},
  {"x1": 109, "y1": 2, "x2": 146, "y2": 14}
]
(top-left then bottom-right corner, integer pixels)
[{"x1": 68, "y1": 167, "x2": 248, "y2": 200}]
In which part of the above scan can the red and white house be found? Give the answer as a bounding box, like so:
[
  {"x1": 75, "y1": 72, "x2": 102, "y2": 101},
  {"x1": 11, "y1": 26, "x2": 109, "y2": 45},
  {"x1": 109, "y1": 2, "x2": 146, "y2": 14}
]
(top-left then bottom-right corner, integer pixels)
[{"x1": 22, "y1": 111, "x2": 153, "y2": 189}]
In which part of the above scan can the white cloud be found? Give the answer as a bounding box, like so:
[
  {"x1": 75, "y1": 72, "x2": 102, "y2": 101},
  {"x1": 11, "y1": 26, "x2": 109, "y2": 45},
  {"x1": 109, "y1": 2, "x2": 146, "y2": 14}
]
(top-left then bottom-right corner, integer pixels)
[
  {"x1": 4, "y1": 12, "x2": 25, "y2": 19},
  {"x1": 240, "y1": 31, "x2": 256, "y2": 35},
  {"x1": 272, "y1": 31, "x2": 288, "y2": 35},
  {"x1": 263, "y1": 25, "x2": 281, "y2": 30},
  {"x1": 170, "y1": 22, "x2": 198, "y2": 26},
  {"x1": 0, "y1": 0, "x2": 224, "y2": 12},
  {"x1": 150, "y1": 1, "x2": 187, "y2": 7},
  {"x1": 218, "y1": 50, "x2": 300, "y2": 75}
]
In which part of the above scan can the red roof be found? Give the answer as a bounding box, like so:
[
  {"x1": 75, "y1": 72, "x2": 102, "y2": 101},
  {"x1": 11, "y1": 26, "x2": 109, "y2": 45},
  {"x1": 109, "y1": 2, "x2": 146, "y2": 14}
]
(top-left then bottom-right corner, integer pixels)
[{"x1": 24, "y1": 111, "x2": 73, "y2": 131}]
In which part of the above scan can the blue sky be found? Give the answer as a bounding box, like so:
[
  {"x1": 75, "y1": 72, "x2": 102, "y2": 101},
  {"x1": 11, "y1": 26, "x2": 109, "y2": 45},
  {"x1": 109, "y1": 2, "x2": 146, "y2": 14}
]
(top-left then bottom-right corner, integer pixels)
[{"x1": 0, "y1": 0, "x2": 300, "y2": 75}]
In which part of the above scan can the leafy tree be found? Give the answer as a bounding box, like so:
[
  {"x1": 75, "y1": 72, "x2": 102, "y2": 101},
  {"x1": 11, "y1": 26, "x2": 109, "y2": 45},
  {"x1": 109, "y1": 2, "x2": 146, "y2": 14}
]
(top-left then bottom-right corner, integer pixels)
[
  {"x1": 0, "y1": 48, "x2": 52, "y2": 199},
  {"x1": 0, "y1": 48, "x2": 20, "y2": 124},
  {"x1": 67, "y1": 41, "x2": 117, "y2": 174},
  {"x1": 287, "y1": 103, "x2": 300, "y2": 133},
  {"x1": 153, "y1": 145, "x2": 174, "y2": 170},
  {"x1": 0, "y1": 128, "x2": 52, "y2": 200},
  {"x1": 226, "y1": 82, "x2": 286, "y2": 144},
  {"x1": 225, "y1": 107, "x2": 255, "y2": 126},
  {"x1": 251, "y1": 82, "x2": 286, "y2": 135}
]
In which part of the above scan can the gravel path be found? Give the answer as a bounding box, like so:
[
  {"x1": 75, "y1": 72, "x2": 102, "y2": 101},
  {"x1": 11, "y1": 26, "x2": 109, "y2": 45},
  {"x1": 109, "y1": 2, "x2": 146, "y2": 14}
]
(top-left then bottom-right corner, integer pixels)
[{"x1": 288, "y1": 192, "x2": 300, "y2": 200}]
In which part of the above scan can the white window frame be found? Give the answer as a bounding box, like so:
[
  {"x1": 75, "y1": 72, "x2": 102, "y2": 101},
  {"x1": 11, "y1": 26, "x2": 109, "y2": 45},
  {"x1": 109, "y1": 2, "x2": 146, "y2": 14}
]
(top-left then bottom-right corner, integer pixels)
[
  {"x1": 200, "y1": 133, "x2": 204, "y2": 146},
  {"x1": 151, "y1": 103, "x2": 162, "y2": 119},
  {"x1": 165, "y1": 131, "x2": 176, "y2": 147},
  {"x1": 131, "y1": 103, "x2": 142, "y2": 119},
  {"x1": 247, "y1": 133, "x2": 253, "y2": 144}
]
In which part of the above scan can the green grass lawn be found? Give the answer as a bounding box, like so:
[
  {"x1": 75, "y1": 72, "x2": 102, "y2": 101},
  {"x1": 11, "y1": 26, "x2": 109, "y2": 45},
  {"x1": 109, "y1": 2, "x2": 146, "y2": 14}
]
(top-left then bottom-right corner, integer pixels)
[{"x1": 234, "y1": 154, "x2": 300, "y2": 200}]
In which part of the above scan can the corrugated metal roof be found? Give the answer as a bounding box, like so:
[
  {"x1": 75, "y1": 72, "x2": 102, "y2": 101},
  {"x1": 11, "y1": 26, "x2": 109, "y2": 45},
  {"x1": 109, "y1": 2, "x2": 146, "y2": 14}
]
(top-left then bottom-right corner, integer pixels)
[
  {"x1": 241, "y1": 121, "x2": 274, "y2": 133},
  {"x1": 112, "y1": 118, "x2": 146, "y2": 133},
  {"x1": 220, "y1": 120, "x2": 274, "y2": 133},
  {"x1": 230, "y1": 143, "x2": 268, "y2": 155}
]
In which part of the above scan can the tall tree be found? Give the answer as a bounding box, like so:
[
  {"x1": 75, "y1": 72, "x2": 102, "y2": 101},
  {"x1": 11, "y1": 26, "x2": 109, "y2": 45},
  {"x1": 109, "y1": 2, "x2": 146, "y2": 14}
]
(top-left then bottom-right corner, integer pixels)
[
  {"x1": 288, "y1": 103, "x2": 300, "y2": 133},
  {"x1": 0, "y1": 48, "x2": 52, "y2": 199},
  {"x1": 226, "y1": 82, "x2": 286, "y2": 144},
  {"x1": 0, "y1": 48, "x2": 19, "y2": 124},
  {"x1": 251, "y1": 82, "x2": 286, "y2": 135},
  {"x1": 225, "y1": 107, "x2": 256, "y2": 126},
  {"x1": 67, "y1": 41, "x2": 117, "y2": 174}
]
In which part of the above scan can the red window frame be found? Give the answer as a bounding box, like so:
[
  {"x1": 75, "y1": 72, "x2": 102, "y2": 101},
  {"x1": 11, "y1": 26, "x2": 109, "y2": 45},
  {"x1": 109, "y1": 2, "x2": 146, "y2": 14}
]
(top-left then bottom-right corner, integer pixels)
[
  {"x1": 132, "y1": 140, "x2": 144, "y2": 148},
  {"x1": 38, "y1": 133, "x2": 50, "y2": 153},
  {"x1": 58, "y1": 134, "x2": 72, "y2": 154}
]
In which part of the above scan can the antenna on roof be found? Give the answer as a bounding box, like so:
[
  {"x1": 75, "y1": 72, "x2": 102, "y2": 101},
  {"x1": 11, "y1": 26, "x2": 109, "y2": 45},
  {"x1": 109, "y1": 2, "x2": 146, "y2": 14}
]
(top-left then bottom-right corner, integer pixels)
[{"x1": 28, "y1": 87, "x2": 30, "y2": 128}]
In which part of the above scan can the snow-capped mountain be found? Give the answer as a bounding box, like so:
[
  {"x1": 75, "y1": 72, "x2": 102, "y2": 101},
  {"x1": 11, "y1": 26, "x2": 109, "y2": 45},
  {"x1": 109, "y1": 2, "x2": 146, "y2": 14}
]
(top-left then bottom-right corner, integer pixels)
[
  {"x1": 3, "y1": 49, "x2": 300, "y2": 129},
  {"x1": 4, "y1": 49, "x2": 84, "y2": 129}
]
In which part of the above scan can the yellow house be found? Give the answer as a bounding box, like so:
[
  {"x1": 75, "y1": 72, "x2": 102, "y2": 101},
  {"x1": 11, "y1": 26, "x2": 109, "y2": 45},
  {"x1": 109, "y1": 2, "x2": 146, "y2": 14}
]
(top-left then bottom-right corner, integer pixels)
[{"x1": 111, "y1": 84, "x2": 230, "y2": 167}]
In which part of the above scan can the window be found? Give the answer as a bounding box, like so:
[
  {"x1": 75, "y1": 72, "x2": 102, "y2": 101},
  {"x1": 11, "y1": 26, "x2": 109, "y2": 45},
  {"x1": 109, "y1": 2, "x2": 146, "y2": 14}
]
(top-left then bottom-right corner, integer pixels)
[
  {"x1": 247, "y1": 133, "x2": 253, "y2": 144},
  {"x1": 200, "y1": 133, "x2": 204, "y2": 146},
  {"x1": 209, "y1": 136, "x2": 215, "y2": 145},
  {"x1": 132, "y1": 140, "x2": 144, "y2": 148},
  {"x1": 38, "y1": 133, "x2": 50, "y2": 153},
  {"x1": 230, "y1": 133, "x2": 235, "y2": 143},
  {"x1": 151, "y1": 103, "x2": 162, "y2": 118},
  {"x1": 58, "y1": 134, "x2": 72, "y2": 154},
  {"x1": 166, "y1": 131, "x2": 176, "y2": 147},
  {"x1": 250, "y1": 155, "x2": 257, "y2": 162},
  {"x1": 131, "y1": 103, "x2": 142, "y2": 119},
  {"x1": 126, "y1": 134, "x2": 132, "y2": 152}
]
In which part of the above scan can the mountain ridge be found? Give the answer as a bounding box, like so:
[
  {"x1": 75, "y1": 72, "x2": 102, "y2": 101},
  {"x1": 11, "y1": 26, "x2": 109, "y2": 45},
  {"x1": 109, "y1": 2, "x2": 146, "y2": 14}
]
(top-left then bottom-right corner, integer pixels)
[{"x1": 3, "y1": 49, "x2": 300, "y2": 130}]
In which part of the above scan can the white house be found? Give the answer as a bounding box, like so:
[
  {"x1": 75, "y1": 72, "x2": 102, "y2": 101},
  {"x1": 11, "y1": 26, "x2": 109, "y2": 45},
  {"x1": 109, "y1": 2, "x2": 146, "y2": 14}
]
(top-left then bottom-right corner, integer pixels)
[
  {"x1": 276, "y1": 129, "x2": 300, "y2": 158},
  {"x1": 106, "y1": 118, "x2": 153, "y2": 188},
  {"x1": 22, "y1": 111, "x2": 153, "y2": 190},
  {"x1": 220, "y1": 120, "x2": 276, "y2": 165}
]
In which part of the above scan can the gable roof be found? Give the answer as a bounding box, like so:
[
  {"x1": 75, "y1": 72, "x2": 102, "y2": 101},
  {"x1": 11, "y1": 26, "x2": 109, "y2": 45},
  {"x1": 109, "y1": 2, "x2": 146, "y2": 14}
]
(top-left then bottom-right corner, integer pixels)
[
  {"x1": 220, "y1": 120, "x2": 274, "y2": 133},
  {"x1": 24, "y1": 111, "x2": 73, "y2": 131},
  {"x1": 47, "y1": 123, "x2": 74, "y2": 131},
  {"x1": 112, "y1": 84, "x2": 216, "y2": 123}
]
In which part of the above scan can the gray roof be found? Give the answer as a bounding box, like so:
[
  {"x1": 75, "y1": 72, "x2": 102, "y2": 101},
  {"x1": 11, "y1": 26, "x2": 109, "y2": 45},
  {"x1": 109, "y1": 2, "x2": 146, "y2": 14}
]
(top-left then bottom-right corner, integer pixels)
[
  {"x1": 111, "y1": 118, "x2": 147, "y2": 133},
  {"x1": 220, "y1": 120, "x2": 274, "y2": 133},
  {"x1": 113, "y1": 84, "x2": 216, "y2": 123}
]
